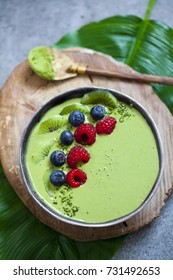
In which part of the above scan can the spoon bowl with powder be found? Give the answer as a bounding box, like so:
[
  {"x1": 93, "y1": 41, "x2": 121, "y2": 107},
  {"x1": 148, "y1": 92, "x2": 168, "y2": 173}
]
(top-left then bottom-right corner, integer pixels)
[
  {"x1": 28, "y1": 46, "x2": 77, "y2": 81},
  {"x1": 28, "y1": 46, "x2": 173, "y2": 86}
]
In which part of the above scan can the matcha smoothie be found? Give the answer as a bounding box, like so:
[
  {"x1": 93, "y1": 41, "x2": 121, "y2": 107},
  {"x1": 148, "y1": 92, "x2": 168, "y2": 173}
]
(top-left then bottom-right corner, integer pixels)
[{"x1": 24, "y1": 90, "x2": 159, "y2": 223}]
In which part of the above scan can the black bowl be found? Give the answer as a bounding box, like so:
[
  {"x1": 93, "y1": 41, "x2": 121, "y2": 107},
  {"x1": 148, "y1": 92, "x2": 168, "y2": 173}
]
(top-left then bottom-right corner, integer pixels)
[{"x1": 20, "y1": 86, "x2": 164, "y2": 227}]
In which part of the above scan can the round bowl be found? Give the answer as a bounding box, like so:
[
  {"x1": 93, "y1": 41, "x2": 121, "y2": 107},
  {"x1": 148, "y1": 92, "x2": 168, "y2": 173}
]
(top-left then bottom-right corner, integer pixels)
[{"x1": 20, "y1": 86, "x2": 164, "y2": 228}]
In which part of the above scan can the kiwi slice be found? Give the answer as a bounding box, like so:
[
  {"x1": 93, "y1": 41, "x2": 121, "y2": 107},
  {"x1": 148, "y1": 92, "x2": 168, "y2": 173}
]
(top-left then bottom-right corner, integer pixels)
[
  {"x1": 43, "y1": 168, "x2": 55, "y2": 198},
  {"x1": 81, "y1": 90, "x2": 117, "y2": 108},
  {"x1": 38, "y1": 115, "x2": 67, "y2": 133},
  {"x1": 33, "y1": 140, "x2": 55, "y2": 163},
  {"x1": 59, "y1": 103, "x2": 89, "y2": 115}
]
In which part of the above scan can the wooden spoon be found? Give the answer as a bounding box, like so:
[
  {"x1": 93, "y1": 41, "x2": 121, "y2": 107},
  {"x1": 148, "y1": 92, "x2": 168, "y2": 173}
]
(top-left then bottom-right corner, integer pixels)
[{"x1": 28, "y1": 46, "x2": 173, "y2": 85}]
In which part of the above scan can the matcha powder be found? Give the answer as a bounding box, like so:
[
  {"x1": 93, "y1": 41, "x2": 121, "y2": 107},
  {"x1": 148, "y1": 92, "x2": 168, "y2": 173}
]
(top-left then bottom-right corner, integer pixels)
[{"x1": 28, "y1": 46, "x2": 55, "y2": 80}]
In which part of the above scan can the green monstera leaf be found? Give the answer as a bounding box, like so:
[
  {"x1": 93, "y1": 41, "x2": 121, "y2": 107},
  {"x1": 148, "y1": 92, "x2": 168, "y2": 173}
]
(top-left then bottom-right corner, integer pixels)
[
  {"x1": 1, "y1": 0, "x2": 173, "y2": 259},
  {"x1": 54, "y1": 0, "x2": 173, "y2": 114}
]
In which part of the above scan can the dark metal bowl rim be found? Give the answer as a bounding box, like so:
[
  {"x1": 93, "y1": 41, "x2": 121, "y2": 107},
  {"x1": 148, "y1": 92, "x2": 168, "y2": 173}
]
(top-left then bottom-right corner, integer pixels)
[{"x1": 20, "y1": 86, "x2": 164, "y2": 228}]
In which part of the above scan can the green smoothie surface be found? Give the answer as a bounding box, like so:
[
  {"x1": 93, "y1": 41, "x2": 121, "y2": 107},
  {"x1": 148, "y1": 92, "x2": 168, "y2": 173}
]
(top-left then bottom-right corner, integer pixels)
[{"x1": 25, "y1": 92, "x2": 159, "y2": 223}]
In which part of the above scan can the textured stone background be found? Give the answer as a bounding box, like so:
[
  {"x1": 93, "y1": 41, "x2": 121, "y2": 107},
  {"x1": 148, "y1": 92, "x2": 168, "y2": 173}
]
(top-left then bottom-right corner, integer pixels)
[{"x1": 0, "y1": 0, "x2": 173, "y2": 259}]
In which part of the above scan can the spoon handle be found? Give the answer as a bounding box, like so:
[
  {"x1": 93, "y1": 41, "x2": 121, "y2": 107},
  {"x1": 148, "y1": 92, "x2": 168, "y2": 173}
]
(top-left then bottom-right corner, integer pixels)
[{"x1": 68, "y1": 65, "x2": 173, "y2": 86}]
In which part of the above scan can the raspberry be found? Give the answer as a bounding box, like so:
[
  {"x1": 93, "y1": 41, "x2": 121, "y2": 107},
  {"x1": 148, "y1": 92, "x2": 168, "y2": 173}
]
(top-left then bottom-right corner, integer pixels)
[
  {"x1": 67, "y1": 146, "x2": 90, "y2": 169},
  {"x1": 66, "y1": 169, "x2": 87, "y2": 188},
  {"x1": 96, "y1": 116, "x2": 117, "y2": 134},
  {"x1": 74, "y1": 123, "x2": 96, "y2": 145}
]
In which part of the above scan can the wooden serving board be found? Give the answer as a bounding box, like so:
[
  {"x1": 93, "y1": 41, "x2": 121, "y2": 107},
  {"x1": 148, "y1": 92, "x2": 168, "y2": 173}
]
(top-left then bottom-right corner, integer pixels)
[{"x1": 0, "y1": 48, "x2": 173, "y2": 241}]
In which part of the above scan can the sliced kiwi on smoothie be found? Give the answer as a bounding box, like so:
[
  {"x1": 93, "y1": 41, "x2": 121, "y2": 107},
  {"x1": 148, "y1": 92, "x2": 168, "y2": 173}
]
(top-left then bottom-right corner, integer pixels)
[
  {"x1": 33, "y1": 141, "x2": 55, "y2": 163},
  {"x1": 43, "y1": 168, "x2": 56, "y2": 198},
  {"x1": 60, "y1": 103, "x2": 89, "y2": 115},
  {"x1": 38, "y1": 116, "x2": 67, "y2": 134},
  {"x1": 81, "y1": 90, "x2": 117, "y2": 108}
]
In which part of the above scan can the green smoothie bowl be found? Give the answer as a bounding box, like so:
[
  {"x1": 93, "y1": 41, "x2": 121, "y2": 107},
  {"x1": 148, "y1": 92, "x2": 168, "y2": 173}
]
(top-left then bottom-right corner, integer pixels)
[{"x1": 20, "y1": 87, "x2": 164, "y2": 227}]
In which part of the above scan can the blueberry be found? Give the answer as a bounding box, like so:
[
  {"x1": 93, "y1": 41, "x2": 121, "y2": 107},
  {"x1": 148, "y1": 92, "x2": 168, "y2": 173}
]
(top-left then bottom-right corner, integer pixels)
[
  {"x1": 50, "y1": 170, "x2": 66, "y2": 186},
  {"x1": 68, "y1": 110, "x2": 85, "y2": 127},
  {"x1": 90, "y1": 105, "x2": 105, "y2": 120},
  {"x1": 60, "y1": 130, "x2": 74, "y2": 146},
  {"x1": 50, "y1": 150, "x2": 66, "y2": 166}
]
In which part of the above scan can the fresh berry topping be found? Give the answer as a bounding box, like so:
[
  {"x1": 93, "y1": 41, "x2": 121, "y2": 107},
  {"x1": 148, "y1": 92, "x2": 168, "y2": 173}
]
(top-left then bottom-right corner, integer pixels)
[
  {"x1": 66, "y1": 169, "x2": 87, "y2": 188},
  {"x1": 67, "y1": 146, "x2": 90, "y2": 169},
  {"x1": 90, "y1": 105, "x2": 105, "y2": 120},
  {"x1": 50, "y1": 150, "x2": 66, "y2": 166},
  {"x1": 60, "y1": 130, "x2": 74, "y2": 146},
  {"x1": 68, "y1": 110, "x2": 85, "y2": 127},
  {"x1": 96, "y1": 116, "x2": 117, "y2": 134},
  {"x1": 74, "y1": 123, "x2": 96, "y2": 145},
  {"x1": 50, "y1": 170, "x2": 66, "y2": 186}
]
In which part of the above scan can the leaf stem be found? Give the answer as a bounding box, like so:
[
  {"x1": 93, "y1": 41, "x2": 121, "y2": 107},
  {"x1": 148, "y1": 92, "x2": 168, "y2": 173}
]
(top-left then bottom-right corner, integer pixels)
[
  {"x1": 125, "y1": 0, "x2": 156, "y2": 66},
  {"x1": 144, "y1": 0, "x2": 156, "y2": 20}
]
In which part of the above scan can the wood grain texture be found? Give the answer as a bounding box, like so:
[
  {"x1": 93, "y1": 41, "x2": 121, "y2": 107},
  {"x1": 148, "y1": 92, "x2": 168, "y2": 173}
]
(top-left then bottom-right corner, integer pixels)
[{"x1": 0, "y1": 48, "x2": 173, "y2": 241}]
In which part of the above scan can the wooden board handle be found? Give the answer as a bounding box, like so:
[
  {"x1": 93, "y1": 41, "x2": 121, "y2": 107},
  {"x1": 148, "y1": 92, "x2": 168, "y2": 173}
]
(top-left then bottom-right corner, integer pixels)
[{"x1": 68, "y1": 65, "x2": 173, "y2": 85}]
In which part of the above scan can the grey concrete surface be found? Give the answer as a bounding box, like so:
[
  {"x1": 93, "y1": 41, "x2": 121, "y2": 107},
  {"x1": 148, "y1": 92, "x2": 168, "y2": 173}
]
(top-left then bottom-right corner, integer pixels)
[{"x1": 0, "y1": 0, "x2": 173, "y2": 259}]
